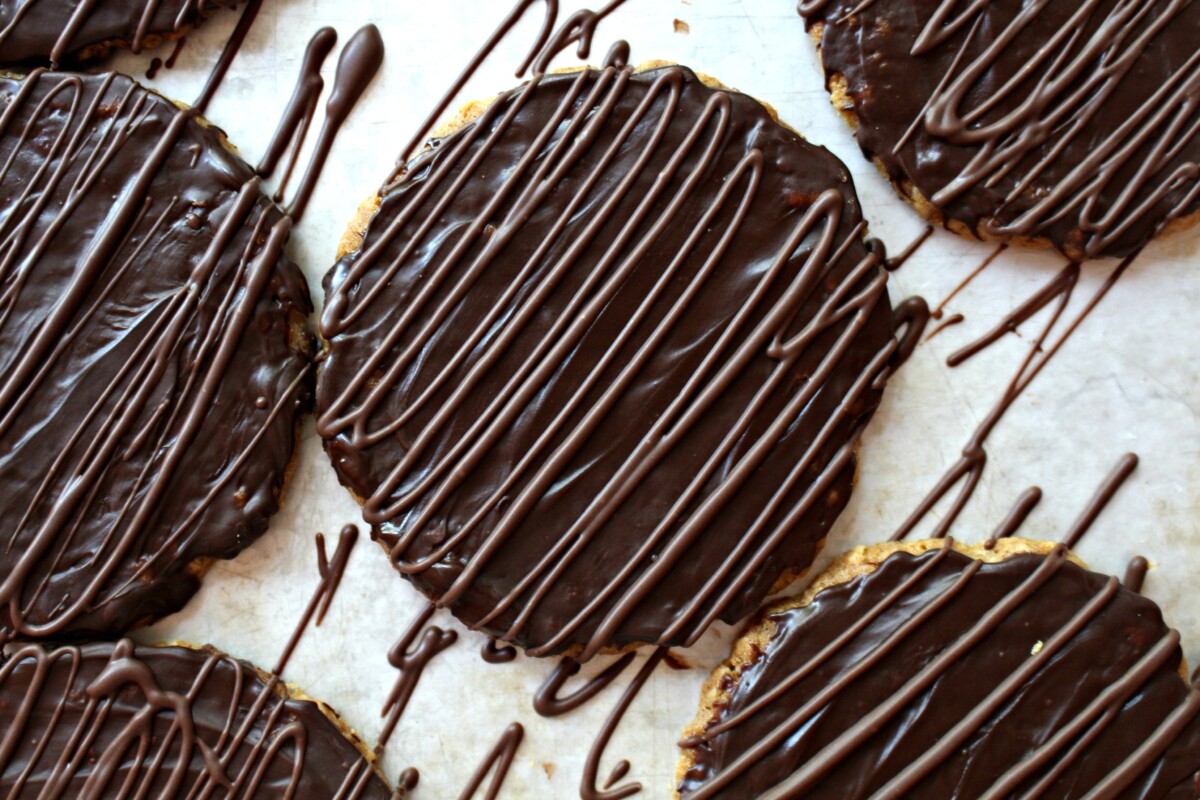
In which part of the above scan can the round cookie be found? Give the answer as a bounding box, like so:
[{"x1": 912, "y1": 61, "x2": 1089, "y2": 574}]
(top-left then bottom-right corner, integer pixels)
[
  {"x1": 0, "y1": 638, "x2": 393, "y2": 798},
  {"x1": 317, "y1": 63, "x2": 901, "y2": 660},
  {"x1": 0, "y1": 0, "x2": 237, "y2": 66},
  {"x1": 677, "y1": 538, "x2": 1200, "y2": 799},
  {"x1": 0, "y1": 70, "x2": 313, "y2": 641},
  {"x1": 799, "y1": 0, "x2": 1200, "y2": 260}
]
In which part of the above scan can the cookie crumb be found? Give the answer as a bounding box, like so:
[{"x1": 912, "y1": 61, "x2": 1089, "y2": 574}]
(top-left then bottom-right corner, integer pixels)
[{"x1": 673, "y1": 19, "x2": 690, "y2": 34}]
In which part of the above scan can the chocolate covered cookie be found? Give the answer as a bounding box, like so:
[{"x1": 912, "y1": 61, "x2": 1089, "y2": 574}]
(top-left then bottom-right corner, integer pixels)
[
  {"x1": 677, "y1": 538, "x2": 1200, "y2": 799},
  {"x1": 318, "y1": 63, "x2": 902, "y2": 660},
  {"x1": 0, "y1": 0, "x2": 237, "y2": 65},
  {"x1": 799, "y1": 0, "x2": 1200, "y2": 259},
  {"x1": 0, "y1": 70, "x2": 313, "y2": 641},
  {"x1": 0, "y1": 639, "x2": 392, "y2": 798}
]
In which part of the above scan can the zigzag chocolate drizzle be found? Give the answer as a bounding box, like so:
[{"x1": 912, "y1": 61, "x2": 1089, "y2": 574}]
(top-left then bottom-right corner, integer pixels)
[
  {"x1": 678, "y1": 541, "x2": 1200, "y2": 799},
  {"x1": 317, "y1": 2, "x2": 916, "y2": 661},
  {"x1": 801, "y1": 0, "x2": 1200, "y2": 259}
]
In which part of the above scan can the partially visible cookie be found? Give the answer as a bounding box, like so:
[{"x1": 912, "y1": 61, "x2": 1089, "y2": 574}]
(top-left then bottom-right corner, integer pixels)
[
  {"x1": 0, "y1": 639, "x2": 392, "y2": 798},
  {"x1": 0, "y1": 0, "x2": 238, "y2": 66},
  {"x1": 0, "y1": 70, "x2": 313, "y2": 641},
  {"x1": 799, "y1": 0, "x2": 1200, "y2": 260},
  {"x1": 677, "y1": 538, "x2": 1200, "y2": 799},
  {"x1": 317, "y1": 63, "x2": 901, "y2": 660}
]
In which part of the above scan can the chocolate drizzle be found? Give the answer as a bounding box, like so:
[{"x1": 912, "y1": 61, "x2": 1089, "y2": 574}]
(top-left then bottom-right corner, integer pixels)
[
  {"x1": 347, "y1": 603, "x2": 458, "y2": 796},
  {"x1": 580, "y1": 648, "x2": 665, "y2": 800},
  {"x1": 678, "y1": 542, "x2": 1200, "y2": 798},
  {"x1": 317, "y1": 3, "x2": 902, "y2": 658},
  {"x1": 458, "y1": 723, "x2": 524, "y2": 800},
  {"x1": 0, "y1": 639, "x2": 392, "y2": 798},
  {"x1": 892, "y1": 255, "x2": 1133, "y2": 542},
  {"x1": 801, "y1": 0, "x2": 1200, "y2": 258}
]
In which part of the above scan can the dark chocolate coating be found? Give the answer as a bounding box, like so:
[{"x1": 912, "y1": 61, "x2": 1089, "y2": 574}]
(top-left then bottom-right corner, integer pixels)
[
  {"x1": 0, "y1": 70, "x2": 313, "y2": 640},
  {"x1": 0, "y1": 0, "x2": 233, "y2": 65},
  {"x1": 679, "y1": 546, "x2": 1200, "y2": 799},
  {"x1": 801, "y1": 0, "x2": 1200, "y2": 259},
  {"x1": 317, "y1": 65, "x2": 897, "y2": 658},
  {"x1": 0, "y1": 639, "x2": 392, "y2": 798}
]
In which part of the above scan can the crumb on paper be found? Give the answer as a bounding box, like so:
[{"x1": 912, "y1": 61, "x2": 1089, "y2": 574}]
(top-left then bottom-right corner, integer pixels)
[
  {"x1": 542, "y1": 762, "x2": 556, "y2": 780},
  {"x1": 1031, "y1": 640, "x2": 1044, "y2": 655},
  {"x1": 674, "y1": 19, "x2": 690, "y2": 34}
]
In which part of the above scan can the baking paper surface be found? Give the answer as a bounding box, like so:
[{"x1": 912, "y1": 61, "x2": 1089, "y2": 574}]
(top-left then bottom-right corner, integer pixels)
[{"x1": 115, "y1": 1, "x2": 1200, "y2": 796}]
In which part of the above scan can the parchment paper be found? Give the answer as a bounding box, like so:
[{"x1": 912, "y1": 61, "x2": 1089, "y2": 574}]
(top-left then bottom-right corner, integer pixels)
[{"x1": 113, "y1": 1, "x2": 1200, "y2": 796}]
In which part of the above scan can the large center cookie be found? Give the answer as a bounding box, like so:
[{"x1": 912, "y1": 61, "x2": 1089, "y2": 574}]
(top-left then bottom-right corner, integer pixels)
[
  {"x1": 0, "y1": 639, "x2": 392, "y2": 798},
  {"x1": 0, "y1": 70, "x2": 313, "y2": 641},
  {"x1": 318, "y1": 64, "x2": 898, "y2": 659},
  {"x1": 800, "y1": 0, "x2": 1200, "y2": 259},
  {"x1": 677, "y1": 539, "x2": 1200, "y2": 799}
]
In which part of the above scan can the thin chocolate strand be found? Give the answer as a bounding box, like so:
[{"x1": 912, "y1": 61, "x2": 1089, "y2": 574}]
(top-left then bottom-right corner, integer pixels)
[
  {"x1": 580, "y1": 648, "x2": 665, "y2": 800},
  {"x1": 534, "y1": 653, "x2": 637, "y2": 717},
  {"x1": 481, "y1": 638, "x2": 518, "y2": 664},
  {"x1": 985, "y1": 486, "x2": 1042, "y2": 547},
  {"x1": 273, "y1": 524, "x2": 359, "y2": 675},
  {"x1": 892, "y1": 253, "x2": 1135, "y2": 542},
  {"x1": 457, "y1": 723, "x2": 524, "y2": 800},
  {"x1": 1061, "y1": 453, "x2": 1138, "y2": 548}
]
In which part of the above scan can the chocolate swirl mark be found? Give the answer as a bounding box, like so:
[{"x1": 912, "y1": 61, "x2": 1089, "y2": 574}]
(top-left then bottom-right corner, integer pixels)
[
  {"x1": 678, "y1": 544, "x2": 1200, "y2": 799},
  {"x1": 481, "y1": 638, "x2": 518, "y2": 664},
  {"x1": 801, "y1": 0, "x2": 1200, "y2": 257},
  {"x1": 892, "y1": 253, "x2": 1133, "y2": 542},
  {"x1": 318, "y1": 61, "x2": 907, "y2": 658}
]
